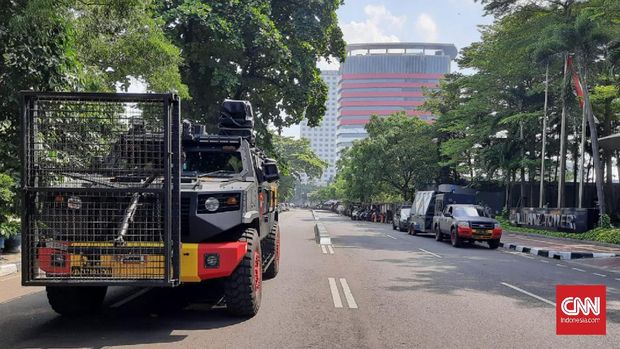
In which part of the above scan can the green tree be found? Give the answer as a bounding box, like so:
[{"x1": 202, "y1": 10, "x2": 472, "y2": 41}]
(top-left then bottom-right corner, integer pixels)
[
  {"x1": 159, "y1": 0, "x2": 346, "y2": 143},
  {"x1": 336, "y1": 113, "x2": 439, "y2": 203},
  {"x1": 269, "y1": 135, "x2": 326, "y2": 201}
]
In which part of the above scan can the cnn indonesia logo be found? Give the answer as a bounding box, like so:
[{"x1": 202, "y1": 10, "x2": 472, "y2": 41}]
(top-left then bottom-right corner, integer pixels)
[{"x1": 556, "y1": 285, "x2": 606, "y2": 335}]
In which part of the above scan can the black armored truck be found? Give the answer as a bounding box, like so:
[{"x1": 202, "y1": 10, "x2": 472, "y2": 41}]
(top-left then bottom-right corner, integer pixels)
[{"x1": 20, "y1": 92, "x2": 280, "y2": 317}]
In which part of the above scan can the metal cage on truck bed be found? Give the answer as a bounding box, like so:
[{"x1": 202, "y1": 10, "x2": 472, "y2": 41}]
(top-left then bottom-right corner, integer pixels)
[{"x1": 20, "y1": 92, "x2": 181, "y2": 286}]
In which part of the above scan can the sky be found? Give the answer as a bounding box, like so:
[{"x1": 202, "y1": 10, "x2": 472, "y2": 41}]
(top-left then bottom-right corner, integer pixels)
[{"x1": 282, "y1": 0, "x2": 495, "y2": 138}]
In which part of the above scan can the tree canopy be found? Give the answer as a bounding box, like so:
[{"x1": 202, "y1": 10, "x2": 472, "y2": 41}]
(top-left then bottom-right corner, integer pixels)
[{"x1": 159, "y1": 0, "x2": 346, "y2": 140}]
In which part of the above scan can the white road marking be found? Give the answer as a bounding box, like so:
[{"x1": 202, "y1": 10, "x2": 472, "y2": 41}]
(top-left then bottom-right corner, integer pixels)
[
  {"x1": 540, "y1": 260, "x2": 549, "y2": 263},
  {"x1": 385, "y1": 234, "x2": 397, "y2": 240},
  {"x1": 110, "y1": 288, "x2": 151, "y2": 308},
  {"x1": 328, "y1": 278, "x2": 343, "y2": 308},
  {"x1": 593, "y1": 273, "x2": 607, "y2": 278},
  {"x1": 321, "y1": 245, "x2": 327, "y2": 254},
  {"x1": 556, "y1": 264, "x2": 566, "y2": 267},
  {"x1": 616, "y1": 278, "x2": 620, "y2": 282},
  {"x1": 501, "y1": 282, "x2": 556, "y2": 306},
  {"x1": 572, "y1": 268, "x2": 586, "y2": 272},
  {"x1": 418, "y1": 248, "x2": 442, "y2": 258},
  {"x1": 339, "y1": 278, "x2": 358, "y2": 309},
  {"x1": 327, "y1": 245, "x2": 335, "y2": 254}
]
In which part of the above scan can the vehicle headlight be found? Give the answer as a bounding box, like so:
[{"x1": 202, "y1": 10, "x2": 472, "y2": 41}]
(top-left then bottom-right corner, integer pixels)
[
  {"x1": 457, "y1": 221, "x2": 470, "y2": 228},
  {"x1": 204, "y1": 197, "x2": 220, "y2": 212},
  {"x1": 494, "y1": 223, "x2": 501, "y2": 229}
]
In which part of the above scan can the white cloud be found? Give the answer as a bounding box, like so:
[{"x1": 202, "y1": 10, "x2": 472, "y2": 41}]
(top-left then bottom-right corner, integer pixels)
[
  {"x1": 340, "y1": 5, "x2": 405, "y2": 44},
  {"x1": 414, "y1": 13, "x2": 439, "y2": 42}
]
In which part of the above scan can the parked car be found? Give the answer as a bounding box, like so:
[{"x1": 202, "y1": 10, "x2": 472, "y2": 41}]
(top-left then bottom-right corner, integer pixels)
[
  {"x1": 392, "y1": 205, "x2": 411, "y2": 232},
  {"x1": 351, "y1": 209, "x2": 360, "y2": 220},
  {"x1": 432, "y1": 204, "x2": 502, "y2": 249}
]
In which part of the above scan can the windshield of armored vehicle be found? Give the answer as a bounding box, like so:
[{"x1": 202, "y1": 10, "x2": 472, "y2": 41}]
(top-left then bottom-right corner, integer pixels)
[{"x1": 182, "y1": 149, "x2": 243, "y2": 177}]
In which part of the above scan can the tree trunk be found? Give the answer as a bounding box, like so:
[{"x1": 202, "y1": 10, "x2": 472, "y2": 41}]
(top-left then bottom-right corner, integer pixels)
[{"x1": 580, "y1": 61, "x2": 606, "y2": 218}]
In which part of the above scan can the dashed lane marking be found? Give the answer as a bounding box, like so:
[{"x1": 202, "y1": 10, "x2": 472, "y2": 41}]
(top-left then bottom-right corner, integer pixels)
[
  {"x1": 556, "y1": 264, "x2": 566, "y2": 267},
  {"x1": 572, "y1": 268, "x2": 586, "y2": 272},
  {"x1": 328, "y1": 278, "x2": 343, "y2": 308},
  {"x1": 616, "y1": 278, "x2": 620, "y2": 282},
  {"x1": 385, "y1": 234, "x2": 397, "y2": 240},
  {"x1": 327, "y1": 245, "x2": 335, "y2": 254},
  {"x1": 110, "y1": 288, "x2": 151, "y2": 308},
  {"x1": 501, "y1": 282, "x2": 556, "y2": 307},
  {"x1": 418, "y1": 248, "x2": 442, "y2": 258},
  {"x1": 593, "y1": 273, "x2": 607, "y2": 278},
  {"x1": 339, "y1": 278, "x2": 358, "y2": 309},
  {"x1": 540, "y1": 260, "x2": 549, "y2": 263},
  {"x1": 321, "y1": 245, "x2": 327, "y2": 254}
]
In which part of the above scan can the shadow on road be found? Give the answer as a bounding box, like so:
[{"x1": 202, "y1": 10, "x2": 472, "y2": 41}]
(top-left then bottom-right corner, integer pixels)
[{"x1": 7, "y1": 284, "x2": 250, "y2": 349}]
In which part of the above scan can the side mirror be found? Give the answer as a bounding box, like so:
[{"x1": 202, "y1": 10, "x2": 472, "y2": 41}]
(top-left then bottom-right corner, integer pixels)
[{"x1": 263, "y1": 162, "x2": 280, "y2": 182}]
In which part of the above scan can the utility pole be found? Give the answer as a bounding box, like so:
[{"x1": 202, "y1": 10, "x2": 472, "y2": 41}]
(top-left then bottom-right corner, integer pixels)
[
  {"x1": 557, "y1": 55, "x2": 568, "y2": 208},
  {"x1": 539, "y1": 63, "x2": 549, "y2": 208}
]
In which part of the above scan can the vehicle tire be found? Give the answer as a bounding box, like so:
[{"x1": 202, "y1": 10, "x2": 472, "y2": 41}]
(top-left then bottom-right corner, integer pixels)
[
  {"x1": 399, "y1": 224, "x2": 407, "y2": 232},
  {"x1": 450, "y1": 228, "x2": 462, "y2": 248},
  {"x1": 434, "y1": 225, "x2": 443, "y2": 242},
  {"x1": 488, "y1": 239, "x2": 500, "y2": 249},
  {"x1": 263, "y1": 223, "x2": 280, "y2": 280},
  {"x1": 392, "y1": 223, "x2": 397, "y2": 230},
  {"x1": 225, "y1": 228, "x2": 262, "y2": 317},
  {"x1": 46, "y1": 286, "x2": 107, "y2": 316}
]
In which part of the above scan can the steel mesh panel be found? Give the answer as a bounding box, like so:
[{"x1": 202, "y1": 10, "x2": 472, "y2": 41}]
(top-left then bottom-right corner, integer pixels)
[{"x1": 21, "y1": 93, "x2": 180, "y2": 286}]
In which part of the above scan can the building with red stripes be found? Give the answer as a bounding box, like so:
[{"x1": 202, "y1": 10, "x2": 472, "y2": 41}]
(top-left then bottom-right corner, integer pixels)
[{"x1": 337, "y1": 42, "x2": 458, "y2": 151}]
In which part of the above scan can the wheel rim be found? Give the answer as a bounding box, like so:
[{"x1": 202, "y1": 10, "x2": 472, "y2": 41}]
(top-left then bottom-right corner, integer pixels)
[{"x1": 254, "y1": 249, "x2": 262, "y2": 292}]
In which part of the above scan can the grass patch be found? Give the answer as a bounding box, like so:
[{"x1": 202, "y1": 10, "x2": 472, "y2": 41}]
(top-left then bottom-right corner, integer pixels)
[{"x1": 496, "y1": 217, "x2": 620, "y2": 245}]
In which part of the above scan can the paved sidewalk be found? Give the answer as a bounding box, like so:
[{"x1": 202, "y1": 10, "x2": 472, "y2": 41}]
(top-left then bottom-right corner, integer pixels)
[
  {"x1": 500, "y1": 232, "x2": 620, "y2": 260},
  {"x1": 0, "y1": 251, "x2": 21, "y2": 277}
]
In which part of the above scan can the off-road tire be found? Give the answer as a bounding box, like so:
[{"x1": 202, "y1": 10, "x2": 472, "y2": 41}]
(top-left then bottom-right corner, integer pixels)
[
  {"x1": 46, "y1": 286, "x2": 107, "y2": 316},
  {"x1": 225, "y1": 228, "x2": 262, "y2": 317},
  {"x1": 488, "y1": 239, "x2": 500, "y2": 249},
  {"x1": 434, "y1": 225, "x2": 443, "y2": 241},
  {"x1": 450, "y1": 228, "x2": 462, "y2": 248},
  {"x1": 263, "y1": 223, "x2": 280, "y2": 280}
]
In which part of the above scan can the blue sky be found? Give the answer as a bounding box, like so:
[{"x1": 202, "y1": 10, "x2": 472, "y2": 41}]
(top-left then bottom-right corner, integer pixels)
[{"x1": 283, "y1": 0, "x2": 495, "y2": 137}]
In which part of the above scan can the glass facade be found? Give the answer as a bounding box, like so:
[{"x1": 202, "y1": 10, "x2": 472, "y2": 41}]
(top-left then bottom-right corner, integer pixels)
[{"x1": 336, "y1": 43, "x2": 457, "y2": 153}]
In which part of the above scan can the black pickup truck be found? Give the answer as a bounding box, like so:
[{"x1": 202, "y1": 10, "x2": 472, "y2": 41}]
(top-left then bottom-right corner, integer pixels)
[{"x1": 433, "y1": 204, "x2": 502, "y2": 249}]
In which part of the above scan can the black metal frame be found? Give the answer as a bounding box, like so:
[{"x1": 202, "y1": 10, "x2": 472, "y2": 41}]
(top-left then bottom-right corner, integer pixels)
[{"x1": 20, "y1": 92, "x2": 181, "y2": 287}]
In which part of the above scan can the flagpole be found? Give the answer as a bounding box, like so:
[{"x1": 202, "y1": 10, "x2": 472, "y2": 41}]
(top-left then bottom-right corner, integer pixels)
[
  {"x1": 578, "y1": 97, "x2": 586, "y2": 208},
  {"x1": 539, "y1": 63, "x2": 549, "y2": 208},
  {"x1": 557, "y1": 54, "x2": 568, "y2": 209}
]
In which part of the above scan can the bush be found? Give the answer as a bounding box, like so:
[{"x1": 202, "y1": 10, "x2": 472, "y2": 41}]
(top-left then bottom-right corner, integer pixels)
[
  {"x1": 497, "y1": 217, "x2": 620, "y2": 245},
  {"x1": 0, "y1": 173, "x2": 19, "y2": 238}
]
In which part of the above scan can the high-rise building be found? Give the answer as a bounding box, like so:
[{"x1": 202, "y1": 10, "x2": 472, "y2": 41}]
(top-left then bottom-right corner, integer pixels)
[
  {"x1": 336, "y1": 43, "x2": 458, "y2": 151},
  {"x1": 300, "y1": 70, "x2": 339, "y2": 185}
]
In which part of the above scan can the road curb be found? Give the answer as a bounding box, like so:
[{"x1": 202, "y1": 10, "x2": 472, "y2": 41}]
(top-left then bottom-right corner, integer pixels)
[
  {"x1": 314, "y1": 222, "x2": 331, "y2": 245},
  {"x1": 311, "y1": 210, "x2": 319, "y2": 221},
  {"x1": 0, "y1": 263, "x2": 19, "y2": 277},
  {"x1": 499, "y1": 242, "x2": 620, "y2": 260}
]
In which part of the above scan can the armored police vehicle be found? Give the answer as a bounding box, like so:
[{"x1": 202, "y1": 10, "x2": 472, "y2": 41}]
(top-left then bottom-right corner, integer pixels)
[{"x1": 20, "y1": 92, "x2": 280, "y2": 317}]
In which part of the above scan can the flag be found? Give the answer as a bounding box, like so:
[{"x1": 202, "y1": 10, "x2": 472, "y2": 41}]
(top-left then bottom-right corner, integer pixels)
[{"x1": 567, "y1": 55, "x2": 585, "y2": 108}]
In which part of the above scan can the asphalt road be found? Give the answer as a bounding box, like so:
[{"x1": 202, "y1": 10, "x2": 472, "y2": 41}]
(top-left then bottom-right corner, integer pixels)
[{"x1": 0, "y1": 209, "x2": 619, "y2": 348}]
